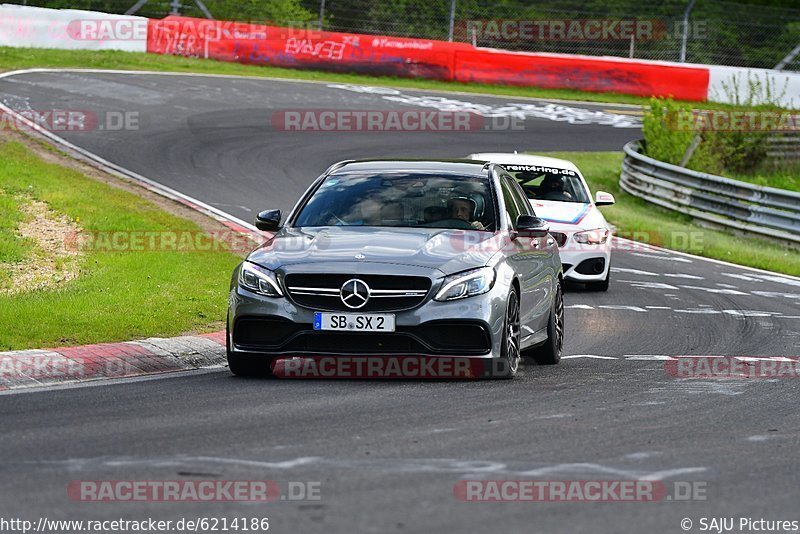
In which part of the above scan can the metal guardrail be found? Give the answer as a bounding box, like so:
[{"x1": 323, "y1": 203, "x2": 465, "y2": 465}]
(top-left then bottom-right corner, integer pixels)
[
  {"x1": 620, "y1": 140, "x2": 800, "y2": 245},
  {"x1": 767, "y1": 134, "x2": 800, "y2": 160}
]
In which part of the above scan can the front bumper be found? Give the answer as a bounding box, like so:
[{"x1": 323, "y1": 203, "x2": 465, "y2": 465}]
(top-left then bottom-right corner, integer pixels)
[
  {"x1": 558, "y1": 235, "x2": 612, "y2": 283},
  {"x1": 228, "y1": 277, "x2": 511, "y2": 360}
]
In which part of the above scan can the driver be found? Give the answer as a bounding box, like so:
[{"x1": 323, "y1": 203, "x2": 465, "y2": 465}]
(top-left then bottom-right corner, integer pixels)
[
  {"x1": 538, "y1": 175, "x2": 573, "y2": 200},
  {"x1": 447, "y1": 196, "x2": 485, "y2": 230}
]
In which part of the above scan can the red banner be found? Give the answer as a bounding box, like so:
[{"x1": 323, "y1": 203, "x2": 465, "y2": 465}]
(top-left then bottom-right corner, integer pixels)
[
  {"x1": 147, "y1": 16, "x2": 710, "y2": 101},
  {"x1": 454, "y1": 49, "x2": 710, "y2": 101},
  {"x1": 147, "y1": 16, "x2": 470, "y2": 80}
]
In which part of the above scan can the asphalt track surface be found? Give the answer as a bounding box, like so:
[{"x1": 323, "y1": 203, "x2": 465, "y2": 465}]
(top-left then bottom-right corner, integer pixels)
[{"x1": 1, "y1": 71, "x2": 799, "y2": 533}]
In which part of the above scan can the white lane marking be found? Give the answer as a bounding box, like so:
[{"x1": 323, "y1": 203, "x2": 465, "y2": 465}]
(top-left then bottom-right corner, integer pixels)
[
  {"x1": 620, "y1": 280, "x2": 680, "y2": 290},
  {"x1": 381, "y1": 93, "x2": 642, "y2": 128},
  {"x1": 516, "y1": 463, "x2": 707, "y2": 481},
  {"x1": 674, "y1": 308, "x2": 722, "y2": 314},
  {"x1": 630, "y1": 252, "x2": 692, "y2": 263},
  {"x1": 566, "y1": 304, "x2": 595, "y2": 310},
  {"x1": 752, "y1": 291, "x2": 800, "y2": 300},
  {"x1": 679, "y1": 285, "x2": 748, "y2": 295},
  {"x1": 746, "y1": 435, "x2": 773, "y2": 442},
  {"x1": 645, "y1": 306, "x2": 672, "y2": 309},
  {"x1": 624, "y1": 452, "x2": 663, "y2": 460},
  {"x1": 752, "y1": 274, "x2": 800, "y2": 288},
  {"x1": 722, "y1": 309, "x2": 774, "y2": 317},
  {"x1": 624, "y1": 355, "x2": 675, "y2": 361},
  {"x1": 598, "y1": 305, "x2": 648, "y2": 312},
  {"x1": 722, "y1": 272, "x2": 763, "y2": 282},
  {"x1": 664, "y1": 273, "x2": 705, "y2": 280},
  {"x1": 562, "y1": 355, "x2": 619, "y2": 360},
  {"x1": 649, "y1": 381, "x2": 748, "y2": 396},
  {"x1": 612, "y1": 267, "x2": 658, "y2": 276}
]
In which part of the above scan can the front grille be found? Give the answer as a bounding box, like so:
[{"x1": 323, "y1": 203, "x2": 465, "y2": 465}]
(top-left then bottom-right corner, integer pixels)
[
  {"x1": 285, "y1": 274, "x2": 431, "y2": 312},
  {"x1": 550, "y1": 232, "x2": 568, "y2": 247},
  {"x1": 234, "y1": 318, "x2": 491, "y2": 356}
]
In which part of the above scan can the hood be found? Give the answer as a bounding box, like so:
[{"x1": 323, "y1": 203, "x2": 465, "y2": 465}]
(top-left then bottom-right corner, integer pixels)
[
  {"x1": 247, "y1": 226, "x2": 509, "y2": 275},
  {"x1": 528, "y1": 200, "x2": 607, "y2": 231}
]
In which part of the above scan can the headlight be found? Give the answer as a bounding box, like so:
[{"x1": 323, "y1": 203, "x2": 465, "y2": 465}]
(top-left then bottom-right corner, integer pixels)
[
  {"x1": 434, "y1": 267, "x2": 495, "y2": 301},
  {"x1": 573, "y1": 228, "x2": 610, "y2": 245},
  {"x1": 238, "y1": 262, "x2": 283, "y2": 297}
]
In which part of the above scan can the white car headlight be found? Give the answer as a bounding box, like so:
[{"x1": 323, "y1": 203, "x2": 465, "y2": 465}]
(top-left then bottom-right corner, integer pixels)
[
  {"x1": 238, "y1": 262, "x2": 283, "y2": 297},
  {"x1": 434, "y1": 267, "x2": 495, "y2": 301},
  {"x1": 573, "y1": 228, "x2": 610, "y2": 245}
]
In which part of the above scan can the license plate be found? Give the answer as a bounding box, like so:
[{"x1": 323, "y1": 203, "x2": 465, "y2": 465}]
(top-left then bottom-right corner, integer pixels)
[{"x1": 313, "y1": 312, "x2": 396, "y2": 332}]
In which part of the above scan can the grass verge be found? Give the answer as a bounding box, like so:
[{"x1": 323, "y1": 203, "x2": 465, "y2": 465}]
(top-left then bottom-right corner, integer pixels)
[
  {"x1": 728, "y1": 163, "x2": 800, "y2": 193},
  {"x1": 539, "y1": 151, "x2": 800, "y2": 277},
  {"x1": 0, "y1": 138, "x2": 241, "y2": 351}
]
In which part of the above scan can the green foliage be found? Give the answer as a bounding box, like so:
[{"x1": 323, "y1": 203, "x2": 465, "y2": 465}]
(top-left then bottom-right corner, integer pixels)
[
  {"x1": 641, "y1": 98, "x2": 721, "y2": 173},
  {"x1": 200, "y1": 0, "x2": 315, "y2": 25},
  {"x1": 643, "y1": 71, "x2": 792, "y2": 177}
]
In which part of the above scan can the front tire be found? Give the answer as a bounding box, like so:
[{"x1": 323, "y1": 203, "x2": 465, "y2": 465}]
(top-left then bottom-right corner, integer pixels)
[
  {"x1": 226, "y1": 326, "x2": 275, "y2": 377},
  {"x1": 528, "y1": 281, "x2": 564, "y2": 365},
  {"x1": 491, "y1": 288, "x2": 521, "y2": 379}
]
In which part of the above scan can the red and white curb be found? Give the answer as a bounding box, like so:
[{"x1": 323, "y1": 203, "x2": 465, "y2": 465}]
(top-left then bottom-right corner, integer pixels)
[{"x1": 0, "y1": 332, "x2": 226, "y2": 391}]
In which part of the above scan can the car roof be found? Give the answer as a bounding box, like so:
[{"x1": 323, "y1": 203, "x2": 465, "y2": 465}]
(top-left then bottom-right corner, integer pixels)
[
  {"x1": 468, "y1": 153, "x2": 581, "y2": 174},
  {"x1": 328, "y1": 159, "x2": 489, "y2": 177}
]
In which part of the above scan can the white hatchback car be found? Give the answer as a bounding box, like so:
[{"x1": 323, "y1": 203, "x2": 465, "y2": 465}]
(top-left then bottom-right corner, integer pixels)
[{"x1": 469, "y1": 153, "x2": 615, "y2": 291}]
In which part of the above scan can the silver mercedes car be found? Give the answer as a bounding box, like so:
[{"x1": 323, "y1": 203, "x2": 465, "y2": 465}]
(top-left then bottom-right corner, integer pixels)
[{"x1": 226, "y1": 159, "x2": 564, "y2": 379}]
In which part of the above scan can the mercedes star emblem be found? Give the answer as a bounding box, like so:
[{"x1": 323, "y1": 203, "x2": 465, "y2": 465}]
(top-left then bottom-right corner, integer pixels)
[{"x1": 340, "y1": 278, "x2": 370, "y2": 309}]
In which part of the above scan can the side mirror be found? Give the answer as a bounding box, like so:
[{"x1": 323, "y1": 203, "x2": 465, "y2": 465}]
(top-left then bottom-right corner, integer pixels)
[
  {"x1": 595, "y1": 191, "x2": 615, "y2": 206},
  {"x1": 515, "y1": 215, "x2": 549, "y2": 238},
  {"x1": 255, "y1": 209, "x2": 281, "y2": 231}
]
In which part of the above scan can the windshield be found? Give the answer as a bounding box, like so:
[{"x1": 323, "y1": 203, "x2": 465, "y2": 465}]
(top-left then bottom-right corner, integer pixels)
[
  {"x1": 294, "y1": 173, "x2": 497, "y2": 231},
  {"x1": 501, "y1": 164, "x2": 590, "y2": 204}
]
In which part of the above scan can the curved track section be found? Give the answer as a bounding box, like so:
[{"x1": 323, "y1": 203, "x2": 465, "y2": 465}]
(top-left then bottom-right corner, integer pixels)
[{"x1": 1, "y1": 71, "x2": 799, "y2": 533}]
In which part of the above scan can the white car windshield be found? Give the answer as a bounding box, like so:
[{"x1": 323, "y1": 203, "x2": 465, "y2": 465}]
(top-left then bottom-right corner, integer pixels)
[{"x1": 501, "y1": 164, "x2": 590, "y2": 204}]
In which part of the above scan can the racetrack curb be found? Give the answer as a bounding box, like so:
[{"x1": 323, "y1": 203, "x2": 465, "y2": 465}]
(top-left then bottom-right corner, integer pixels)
[{"x1": 0, "y1": 331, "x2": 226, "y2": 392}]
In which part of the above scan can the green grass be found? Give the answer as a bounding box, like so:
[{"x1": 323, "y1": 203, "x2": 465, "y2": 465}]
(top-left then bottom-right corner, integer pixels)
[
  {"x1": 0, "y1": 191, "x2": 32, "y2": 264},
  {"x1": 538, "y1": 151, "x2": 800, "y2": 277},
  {"x1": 728, "y1": 163, "x2": 800, "y2": 193},
  {"x1": 0, "y1": 46, "x2": 712, "y2": 108},
  {"x1": 0, "y1": 140, "x2": 241, "y2": 351}
]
